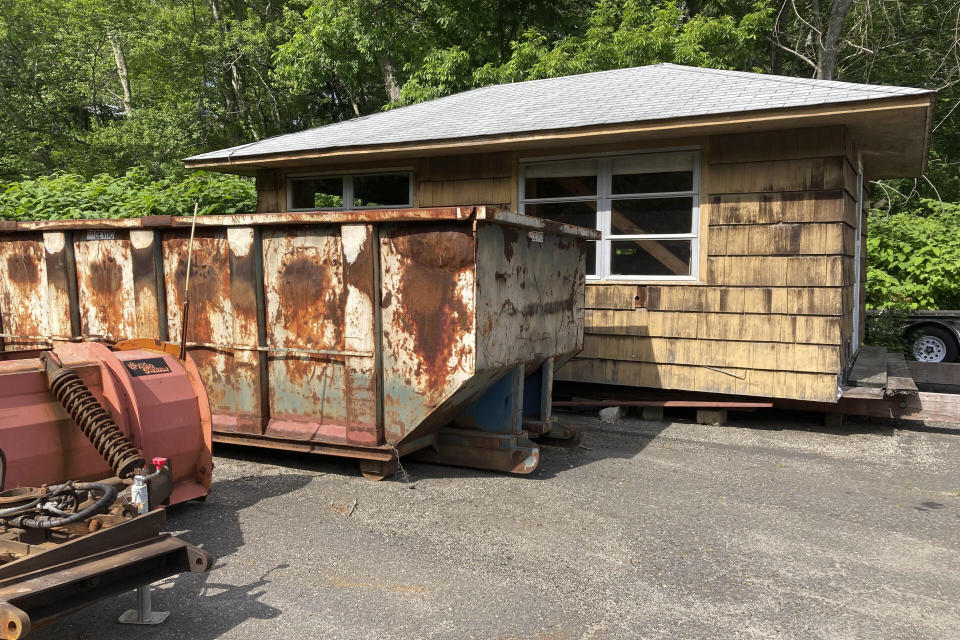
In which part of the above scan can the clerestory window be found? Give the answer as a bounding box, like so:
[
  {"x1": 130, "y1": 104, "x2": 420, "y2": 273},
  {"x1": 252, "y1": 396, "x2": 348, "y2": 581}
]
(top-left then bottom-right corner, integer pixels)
[{"x1": 287, "y1": 171, "x2": 413, "y2": 211}]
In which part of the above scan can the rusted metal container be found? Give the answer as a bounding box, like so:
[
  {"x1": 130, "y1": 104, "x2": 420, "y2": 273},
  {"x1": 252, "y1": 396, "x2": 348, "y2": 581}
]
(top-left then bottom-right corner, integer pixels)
[{"x1": 0, "y1": 207, "x2": 596, "y2": 478}]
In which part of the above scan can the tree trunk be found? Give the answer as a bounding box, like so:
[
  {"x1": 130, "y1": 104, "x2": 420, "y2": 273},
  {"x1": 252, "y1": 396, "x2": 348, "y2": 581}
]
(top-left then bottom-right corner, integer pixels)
[
  {"x1": 208, "y1": 0, "x2": 259, "y2": 140},
  {"x1": 342, "y1": 84, "x2": 362, "y2": 117},
  {"x1": 816, "y1": 0, "x2": 854, "y2": 80},
  {"x1": 377, "y1": 54, "x2": 402, "y2": 102},
  {"x1": 108, "y1": 32, "x2": 133, "y2": 117},
  {"x1": 770, "y1": 1, "x2": 786, "y2": 75}
]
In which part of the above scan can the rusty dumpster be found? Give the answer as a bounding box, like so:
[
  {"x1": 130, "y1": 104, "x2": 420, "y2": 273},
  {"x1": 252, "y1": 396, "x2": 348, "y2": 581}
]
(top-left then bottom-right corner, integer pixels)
[{"x1": 0, "y1": 206, "x2": 597, "y2": 478}]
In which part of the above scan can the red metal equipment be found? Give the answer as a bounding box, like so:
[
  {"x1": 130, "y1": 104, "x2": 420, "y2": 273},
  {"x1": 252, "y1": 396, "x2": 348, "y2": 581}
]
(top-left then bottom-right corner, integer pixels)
[
  {"x1": 0, "y1": 341, "x2": 213, "y2": 638},
  {"x1": 0, "y1": 341, "x2": 212, "y2": 503}
]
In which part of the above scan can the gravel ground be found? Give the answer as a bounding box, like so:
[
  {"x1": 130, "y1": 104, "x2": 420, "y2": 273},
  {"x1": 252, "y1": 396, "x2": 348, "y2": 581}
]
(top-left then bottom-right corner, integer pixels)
[{"x1": 32, "y1": 410, "x2": 960, "y2": 640}]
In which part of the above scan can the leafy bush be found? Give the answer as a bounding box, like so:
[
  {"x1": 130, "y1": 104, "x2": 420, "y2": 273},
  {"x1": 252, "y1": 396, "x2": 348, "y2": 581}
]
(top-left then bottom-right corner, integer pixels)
[
  {"x1": 866, "y1": 199, "x2": 960, "y2": 310},
  {"x1": 0, "y1": 170, "x2": 256, "y2": 221},
  {"x1": 864, "y1": 309, "x2": 910, "y2": 352}
]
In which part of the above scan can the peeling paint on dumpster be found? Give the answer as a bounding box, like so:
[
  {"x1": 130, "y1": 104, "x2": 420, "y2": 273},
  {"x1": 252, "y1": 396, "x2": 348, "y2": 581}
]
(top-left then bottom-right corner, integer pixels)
[{"x1": 380, "y1": 225, "x2": 477, "y2": 444}]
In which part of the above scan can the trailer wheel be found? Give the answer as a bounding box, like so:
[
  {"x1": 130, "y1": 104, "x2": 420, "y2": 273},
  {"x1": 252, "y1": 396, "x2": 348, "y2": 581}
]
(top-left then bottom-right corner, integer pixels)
[{"x1": 907, "y1": 326, "x2": 959, "y2": 363}]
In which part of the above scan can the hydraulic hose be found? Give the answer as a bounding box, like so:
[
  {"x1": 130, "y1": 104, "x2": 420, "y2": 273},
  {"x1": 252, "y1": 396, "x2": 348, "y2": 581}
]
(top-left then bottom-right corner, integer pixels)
[
  {"x1": 42, "y1": 355, "x2": 145, "y2": 479},
  {"x1": 0, "y1": 446, "x2": 5, "y2": 492},
  {"x1": 8, "y1": 482, "x2": 117, "y2": 529},
  {"x1": 0, "y1": 498, "x2": 42, "y2": 518}
]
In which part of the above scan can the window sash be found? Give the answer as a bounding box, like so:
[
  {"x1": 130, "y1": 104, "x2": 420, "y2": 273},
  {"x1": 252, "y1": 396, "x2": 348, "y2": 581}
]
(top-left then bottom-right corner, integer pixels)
[
  {"x1": 519, "y1": 150, "x2": 700, "y2": 281},
  {"x1": 287, "y1": 171, "x2": 413, "y2": 211}
]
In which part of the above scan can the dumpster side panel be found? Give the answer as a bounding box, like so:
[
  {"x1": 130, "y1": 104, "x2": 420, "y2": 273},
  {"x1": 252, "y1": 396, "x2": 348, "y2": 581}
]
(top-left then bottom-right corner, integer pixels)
[
  {"x1": 0, "y1": 233, "x2": 57, "y2": 351},
  {"x1": 340, "y1": 224, "x2": 381, "y2": 445},
  {"x1": 380, "y1": 224, "x2": 477, "y2": 443},
  {"x1": 74, "y1": 232, "x2": 138, "y2": 341},
  {"x1": 262, "y1": 228, "x2": 349, "y2": 436},
  {"x1": 128, "y1": 229, "x2": 164, "y2": 340},
  {"x1": 41, "y1": 231, "x2": 79, "y2": 346},
  {"x1": 474, "y1": 224, "x2": 587, "y2": 371},
  {"x1": 225, "y1": 227, "x2": 269, "y2": 429},
  {"x1": 162, "y1": 230, "x2": 243, "y2": 428}
]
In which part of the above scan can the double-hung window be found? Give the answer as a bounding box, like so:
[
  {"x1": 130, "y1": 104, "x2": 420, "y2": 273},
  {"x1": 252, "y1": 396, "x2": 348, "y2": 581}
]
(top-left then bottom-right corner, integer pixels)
[
  {"x1": 520, "y1": 150, "x2": 700, "y2": 280},
  {"x1": 287, "y1": 171, "x2": 412, "y2": 211}
]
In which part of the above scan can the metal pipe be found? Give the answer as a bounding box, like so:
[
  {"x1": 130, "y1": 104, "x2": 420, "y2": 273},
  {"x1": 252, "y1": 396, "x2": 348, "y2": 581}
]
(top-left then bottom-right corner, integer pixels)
[{"x1": 179, "y1": 200, "x2": 199, "y2": 361}]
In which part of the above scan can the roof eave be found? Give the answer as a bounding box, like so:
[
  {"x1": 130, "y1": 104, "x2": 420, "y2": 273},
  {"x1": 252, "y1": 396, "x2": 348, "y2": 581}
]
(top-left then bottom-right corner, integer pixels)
[{"x1": 184, "y1": 93, "x2": 935, "y2": 178}]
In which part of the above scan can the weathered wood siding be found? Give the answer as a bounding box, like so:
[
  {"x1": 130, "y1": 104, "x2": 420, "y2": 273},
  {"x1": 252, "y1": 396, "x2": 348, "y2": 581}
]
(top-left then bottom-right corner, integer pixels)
[
  {"x1": 256, "y1": 169, "x2": 283, "y2": 213},
  {"x1": 558, "y1": 126, "x2": 860, "y2": 402},
  {"x1": 414, "y1": 153, "x2": 513, "y2": 208},
  {"x1": 258, "y1": 127, "x2": 864, "y2": 403}
]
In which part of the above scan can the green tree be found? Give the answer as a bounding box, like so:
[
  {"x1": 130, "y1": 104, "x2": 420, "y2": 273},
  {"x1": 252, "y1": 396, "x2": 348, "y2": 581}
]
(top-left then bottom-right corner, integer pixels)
[
  {"x1": 0, "y1": 0, "x2": 310, "y2": 180},
  {"x1": 462, "y1": 0, "x2": 772, "y2": 88},
  {"x1": 866, "y1": 200, "x2": 960, "y2": 310},
  {"x1": 273, "y1": 0, "x2": 594, "y2": 115},
  {"x1": 770, "y1": 0, "x2": 960, "y2": 204}
]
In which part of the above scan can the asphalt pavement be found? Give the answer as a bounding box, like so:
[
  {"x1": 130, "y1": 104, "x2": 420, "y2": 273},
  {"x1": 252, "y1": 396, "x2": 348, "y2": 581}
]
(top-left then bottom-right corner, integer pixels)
[{"x1": 32, "y1": 409, "x2": 960, "y2": 639}]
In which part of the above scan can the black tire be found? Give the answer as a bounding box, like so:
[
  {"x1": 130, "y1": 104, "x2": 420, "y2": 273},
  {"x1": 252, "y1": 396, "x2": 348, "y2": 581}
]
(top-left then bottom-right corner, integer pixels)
[{"x1": 906, "y1": 325, "x2": 960, "y2": 363}]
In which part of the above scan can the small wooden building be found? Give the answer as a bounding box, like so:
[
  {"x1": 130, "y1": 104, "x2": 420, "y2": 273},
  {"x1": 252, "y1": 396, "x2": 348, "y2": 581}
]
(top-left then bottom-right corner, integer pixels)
[{"x1": 185, "y1": 64, "x2": 935, "y2": 404}]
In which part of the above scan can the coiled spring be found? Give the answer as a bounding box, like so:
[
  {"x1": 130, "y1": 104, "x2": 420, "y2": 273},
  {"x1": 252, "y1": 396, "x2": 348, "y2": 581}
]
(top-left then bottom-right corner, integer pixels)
[{"x1": 49, "y1": 367, "x2": 145, "y2": 478}]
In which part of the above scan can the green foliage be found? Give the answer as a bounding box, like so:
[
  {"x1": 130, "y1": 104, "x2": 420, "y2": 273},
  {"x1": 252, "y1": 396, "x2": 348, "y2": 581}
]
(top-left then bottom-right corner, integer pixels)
[
  {"x1": 0, "y1": 0, "x2": 308, "y2": 181},
  {"x1": 452, "y1": 1, "x2": 772, "y2": 95},
  {"x1": 274, "y1": 0, "x2": 593, "y2": 113},
  {"x1": 866, "y1": 200, "x2": 960, "y2": 310},
  {"x1": 399, "y1": 47, "x2": 475, "y2": 105},
  {"x1": 863, "y1": 309, "x2": 910, "y2": 352},
  {"x1": 0, "y1": 171, "x2": 255, "y2": 220}
]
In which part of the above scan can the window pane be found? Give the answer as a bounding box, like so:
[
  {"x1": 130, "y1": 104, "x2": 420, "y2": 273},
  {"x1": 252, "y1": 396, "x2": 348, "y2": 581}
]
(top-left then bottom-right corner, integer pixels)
[
  {"x1": 353, "y1": 174, "x2": 409, "y2": 207},
  {"x1": 525, "y1": 201, "x2": 597, "y2": 276},
  {"x1": 612, "y1": 171, "x2": 693, "y2": 194},
  {"x1": 524, "y1": 159, "x2": 598, "y2": 199},
  {"x1": 291, "y1": 177, "x2": 343, "y2": 209},
  {"x1": 525, "y1": 201, "x2": 597, "y2": 229},
  {"x1": 612, "y1": 152, "x2": 695, "y2": 194},
  {"x1": 610, "y1": 239, "x2": 691, "y2": 277},
  {"x1": 525, "y1": 175, "x2": 598, "y2": 199},
  {"x1": 610, "y1": 197, "x2": 694, "y2": 235}
]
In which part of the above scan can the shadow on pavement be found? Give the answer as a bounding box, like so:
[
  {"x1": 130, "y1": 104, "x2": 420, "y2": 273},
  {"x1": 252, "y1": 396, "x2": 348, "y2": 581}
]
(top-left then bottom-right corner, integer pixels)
[{"x1": 28, "y1": 471, "x2": 313, "y2": 640}]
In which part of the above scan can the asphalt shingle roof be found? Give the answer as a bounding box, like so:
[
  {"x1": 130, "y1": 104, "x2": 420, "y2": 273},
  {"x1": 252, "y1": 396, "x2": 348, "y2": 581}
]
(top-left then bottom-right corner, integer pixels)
[{"x1": 185, "y1": 63, "x2": 930, "y2": 163}]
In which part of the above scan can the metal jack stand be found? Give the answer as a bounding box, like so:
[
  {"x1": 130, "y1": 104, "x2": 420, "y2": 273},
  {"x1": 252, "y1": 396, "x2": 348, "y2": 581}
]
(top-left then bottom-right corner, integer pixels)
[
  {"x1": 118, "y1": 584, "x2": 169, "y2": 625},
  {"x1": 119, "y1": 464, "x2": 171, "y2": 625}
]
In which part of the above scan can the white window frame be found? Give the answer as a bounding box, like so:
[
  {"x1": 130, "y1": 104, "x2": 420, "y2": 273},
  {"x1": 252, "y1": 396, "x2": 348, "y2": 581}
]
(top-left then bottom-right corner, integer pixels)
[
  {"x1": 519, "y1": 148, "x2": 701, "y2": 281},
  {"x1": 287, "y1": 168, "x2": 414, "y2": 212}
]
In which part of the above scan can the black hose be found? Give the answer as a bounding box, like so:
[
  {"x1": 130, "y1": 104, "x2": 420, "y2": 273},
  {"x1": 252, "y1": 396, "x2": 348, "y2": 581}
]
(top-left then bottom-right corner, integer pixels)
[
  {"x1": 9, "y1": 482, "x2": 117, "y2": 529},
  {"x1": 0, "y1": 447, "x2": 5, "y2": 492}
]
